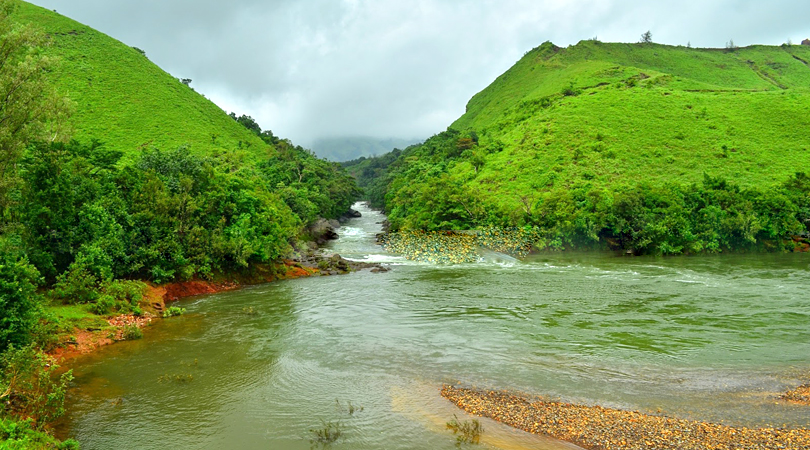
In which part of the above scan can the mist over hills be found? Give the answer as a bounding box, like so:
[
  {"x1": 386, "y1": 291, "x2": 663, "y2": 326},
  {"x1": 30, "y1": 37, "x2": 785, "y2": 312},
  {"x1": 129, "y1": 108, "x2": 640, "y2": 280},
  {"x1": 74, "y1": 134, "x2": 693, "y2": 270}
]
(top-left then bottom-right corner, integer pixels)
[{"x1": 310, "y1": 136, "x2": 422, "y2": 161}]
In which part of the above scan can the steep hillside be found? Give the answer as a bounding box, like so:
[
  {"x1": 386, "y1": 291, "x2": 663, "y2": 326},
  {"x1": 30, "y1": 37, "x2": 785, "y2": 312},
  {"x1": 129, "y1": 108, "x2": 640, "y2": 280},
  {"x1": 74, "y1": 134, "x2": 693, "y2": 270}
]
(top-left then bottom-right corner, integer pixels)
[
  {"x1": 351, "y1": 40, "x2": 810, "y2": 253},
  {"x1": 15, "y1": 1, "x2": 267, "y2": 160},
  {"x1": 1, "y1": 1, "x2": 361, "y2": 286}
]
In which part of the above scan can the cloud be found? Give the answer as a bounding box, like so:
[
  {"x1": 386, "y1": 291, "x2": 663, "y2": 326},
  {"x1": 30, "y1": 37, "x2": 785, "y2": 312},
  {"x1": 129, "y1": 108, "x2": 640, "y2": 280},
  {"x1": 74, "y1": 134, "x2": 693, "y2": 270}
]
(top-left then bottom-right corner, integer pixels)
[{"x1": 27, "y1": 0, "x2": 810, "y2": 145}]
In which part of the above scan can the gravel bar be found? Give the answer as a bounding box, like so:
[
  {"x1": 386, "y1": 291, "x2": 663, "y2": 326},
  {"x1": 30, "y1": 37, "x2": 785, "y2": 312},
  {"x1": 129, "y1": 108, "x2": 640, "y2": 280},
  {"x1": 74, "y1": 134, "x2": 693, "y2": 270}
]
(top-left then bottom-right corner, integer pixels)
[{"x1": 441, "y1": 386, "x2": 810, "y2": 450}]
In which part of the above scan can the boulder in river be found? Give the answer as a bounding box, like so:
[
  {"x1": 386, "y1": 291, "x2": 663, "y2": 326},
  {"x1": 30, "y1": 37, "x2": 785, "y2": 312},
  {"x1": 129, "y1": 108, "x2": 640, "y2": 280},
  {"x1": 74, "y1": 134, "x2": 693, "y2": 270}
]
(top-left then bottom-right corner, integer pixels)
[
  {"x1": 309, "y1": 218, "x2": 340, "y2": 244},
  {"x1": 339, "y1": 208, "x2": 362, "y2": 223}
]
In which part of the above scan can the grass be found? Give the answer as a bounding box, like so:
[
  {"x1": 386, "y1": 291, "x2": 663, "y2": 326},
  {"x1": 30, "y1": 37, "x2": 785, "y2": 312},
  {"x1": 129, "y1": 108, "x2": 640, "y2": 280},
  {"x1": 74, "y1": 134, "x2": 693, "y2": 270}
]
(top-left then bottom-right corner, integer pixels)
[
  {"x1": 14, "y1": 1, "x2": 271, "y2": 163},
  {"x1": 363, "y1": 40, "x2": 810, "y2": 231},
  {"x1": 44, "y1": 303, "x2": 109, "y2": 331},
  {"x1": 455, "y1": 42, "x2": 810, "y2": 213}
]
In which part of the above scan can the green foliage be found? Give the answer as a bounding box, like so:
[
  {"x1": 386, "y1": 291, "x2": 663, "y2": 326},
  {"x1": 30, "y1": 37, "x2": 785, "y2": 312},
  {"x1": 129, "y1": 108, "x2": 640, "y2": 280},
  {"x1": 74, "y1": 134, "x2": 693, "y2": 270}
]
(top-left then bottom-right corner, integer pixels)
[
  {"x1": 11, "y1": 2, "x2": 268, "y2": 164},
  {"x1": 15, "y1": 140, "x2": 302, "y2": 287},
  {"x1": 0, "y1": 0, "x2": 72, "y2": 220},
  {"x1": 162, "y1": 306, "x2": 185, "y2": 318},
  {"x1": 257, "y1": 140, "x2": 361, "y2": 223},
  {"x1": 0, "y1": 417, "x2": 80, "y2": 449},
  {"x1": 351, "y1": 41, "x2": 810, "y2": 254},
  {"x1": 0, "y1": 345, "x2": 72, "y2": 430},
  {"x1": 342, "y1": 147, "x2": 405, "y2": 209},
  {"x1": 121, "y1": 325, "x2": 142, "y2": 340},
  {"x1": 0, "y1": 237, "x2": 41, "y2": 350}
]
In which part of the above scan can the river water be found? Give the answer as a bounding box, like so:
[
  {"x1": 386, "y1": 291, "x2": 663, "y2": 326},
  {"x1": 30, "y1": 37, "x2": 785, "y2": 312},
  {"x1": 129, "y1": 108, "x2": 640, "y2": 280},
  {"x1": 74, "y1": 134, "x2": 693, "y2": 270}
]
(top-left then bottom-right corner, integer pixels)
[{"x1": 60, "y1": 203, "x2": 810, "y2": 449}]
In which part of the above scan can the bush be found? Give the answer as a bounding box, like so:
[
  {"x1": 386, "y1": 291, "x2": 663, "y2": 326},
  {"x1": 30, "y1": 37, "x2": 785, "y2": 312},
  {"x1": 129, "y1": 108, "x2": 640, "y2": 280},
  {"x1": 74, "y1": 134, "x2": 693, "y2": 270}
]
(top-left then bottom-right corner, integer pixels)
[
  {"x1": 0, "y1": 345, "x2": 72, "y2": 429},
  {"x1": 162, "y1": 306, "x2": 185, "y2": 318},
  {"x1": 50, "y1": 262, "x2": 99, "y2": 305},
  {"x1": 0, "y1": 417, "x2": 80, "y2": 449},
  {"x1": 121, "y1": 325, "x2": 142, "y2": 341},
  {"x1": 0, "y1": 241, "x2": 41, "y2": 351}
]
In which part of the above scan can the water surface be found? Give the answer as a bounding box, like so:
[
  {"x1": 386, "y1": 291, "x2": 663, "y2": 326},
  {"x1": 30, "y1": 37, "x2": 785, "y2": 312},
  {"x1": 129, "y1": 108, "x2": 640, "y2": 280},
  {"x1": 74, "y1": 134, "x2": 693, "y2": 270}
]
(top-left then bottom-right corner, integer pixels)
[{"x1": 60, "y1": 203, "x2": 810, "y2": 449}]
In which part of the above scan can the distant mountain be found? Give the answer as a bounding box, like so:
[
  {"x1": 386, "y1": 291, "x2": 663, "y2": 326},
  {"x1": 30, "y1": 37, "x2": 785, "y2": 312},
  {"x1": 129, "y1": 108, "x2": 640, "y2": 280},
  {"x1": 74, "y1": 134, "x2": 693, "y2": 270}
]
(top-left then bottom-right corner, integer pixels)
[
  {"x1": 348, "y1": 40, "x2": 810, "y2": 253},
  {"x1": 310, "y1": 136, "x2": 422, "y2": 161}
]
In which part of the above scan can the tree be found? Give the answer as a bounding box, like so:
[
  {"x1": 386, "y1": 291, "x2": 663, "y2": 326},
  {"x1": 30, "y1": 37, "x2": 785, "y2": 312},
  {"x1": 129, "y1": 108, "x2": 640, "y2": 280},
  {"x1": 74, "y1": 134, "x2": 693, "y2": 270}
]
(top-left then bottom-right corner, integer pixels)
[
  {"x1": 0, "y1": 237, "x2": 40, "y2": 351},
  {"x1": 0, "y1": 0, "x2": 72, "y2": 223},
  {"x1": 640, "y1": 30, "x2": 652, "y2": 44}
]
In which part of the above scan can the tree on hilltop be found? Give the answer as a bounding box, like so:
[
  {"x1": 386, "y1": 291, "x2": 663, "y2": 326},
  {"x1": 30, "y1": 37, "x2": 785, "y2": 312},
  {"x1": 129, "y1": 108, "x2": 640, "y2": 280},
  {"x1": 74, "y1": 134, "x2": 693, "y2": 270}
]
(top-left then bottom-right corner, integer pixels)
[{"x1": 640, "y1": 30, "x2": 652, "y2": 44}]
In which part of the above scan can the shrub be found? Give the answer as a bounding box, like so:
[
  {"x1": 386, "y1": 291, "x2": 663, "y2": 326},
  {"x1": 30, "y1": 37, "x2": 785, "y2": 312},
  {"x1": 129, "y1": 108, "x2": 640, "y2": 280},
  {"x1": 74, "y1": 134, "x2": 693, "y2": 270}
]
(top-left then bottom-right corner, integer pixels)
[
  {"x1": 89, "y1": 294, "x2": 116, "y2": 315},
  {"x1": 0, "y1": 417, "x2": 80, "y2": 449},
  {"x1": 121, "y1": 325, "x2": 142, "y2": 341},
  {"x1": 0, "y1": 241, "x2": 41, "y2": 351},
  {"x1": 561, "y1": 81, "x2": 580, "y2": 96},
  {"x1": 0, "y1": 345, "x2": 72, "y2": 429},
  {"x1": 50, "y1": 262, "x2": 99, "y2": 305},
  {"x1": 162, "y1": 306, "x2": 186, "y2": 318}
]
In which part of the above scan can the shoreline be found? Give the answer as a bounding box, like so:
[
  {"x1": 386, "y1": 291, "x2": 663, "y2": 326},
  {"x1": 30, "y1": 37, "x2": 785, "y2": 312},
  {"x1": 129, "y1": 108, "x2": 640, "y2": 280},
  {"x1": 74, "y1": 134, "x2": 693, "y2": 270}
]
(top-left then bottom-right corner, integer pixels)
[
  {"x1": 441, "y1": 386, "x2": 810, "y2": 450},
  {"x1": 48, "y1": 255, "x2": 386, "y2": 363}
]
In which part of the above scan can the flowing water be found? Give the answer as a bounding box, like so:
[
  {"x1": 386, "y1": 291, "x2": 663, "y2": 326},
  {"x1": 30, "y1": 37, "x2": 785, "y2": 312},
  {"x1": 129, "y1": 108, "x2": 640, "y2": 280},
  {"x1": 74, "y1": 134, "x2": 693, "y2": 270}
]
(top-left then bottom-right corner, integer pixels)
[{"x1": 59, "y1": 203, "x2": 810, "y2": 449}]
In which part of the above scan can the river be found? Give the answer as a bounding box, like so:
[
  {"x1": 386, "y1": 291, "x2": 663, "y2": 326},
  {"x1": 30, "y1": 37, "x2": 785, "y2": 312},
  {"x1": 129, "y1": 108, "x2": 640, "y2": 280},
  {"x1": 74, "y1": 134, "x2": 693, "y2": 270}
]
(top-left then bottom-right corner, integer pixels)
[{"x1": 59, "y1": 202, "x2": 810, "y2": 449}]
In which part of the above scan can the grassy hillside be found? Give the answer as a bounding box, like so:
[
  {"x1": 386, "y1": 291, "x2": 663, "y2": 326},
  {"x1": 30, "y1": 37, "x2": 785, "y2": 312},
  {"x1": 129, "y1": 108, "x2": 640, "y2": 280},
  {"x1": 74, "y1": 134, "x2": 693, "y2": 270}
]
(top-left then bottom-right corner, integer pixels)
[
  {"x1": 453, "y1": 40, "x2": 810, "y2": 196},
  {"x1": 15, "y1": 1, "x2": 267, "y2": 161},
  {"x1": 1, "y1": 1, "x2": 361, "y2": 287},
  {"x1": 350, "y1": 40, "x2": 810, "y2": 253}
]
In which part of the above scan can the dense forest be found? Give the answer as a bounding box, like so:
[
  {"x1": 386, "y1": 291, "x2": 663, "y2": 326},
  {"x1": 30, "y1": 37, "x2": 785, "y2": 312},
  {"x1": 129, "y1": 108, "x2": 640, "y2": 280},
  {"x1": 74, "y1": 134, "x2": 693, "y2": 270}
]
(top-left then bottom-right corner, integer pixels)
[
  {"x1": 0, "y1": 2, "x2": 359, "y2": 447},
  {"x1": 345, "y1": 40, "x2": 810, "y2": 254}
]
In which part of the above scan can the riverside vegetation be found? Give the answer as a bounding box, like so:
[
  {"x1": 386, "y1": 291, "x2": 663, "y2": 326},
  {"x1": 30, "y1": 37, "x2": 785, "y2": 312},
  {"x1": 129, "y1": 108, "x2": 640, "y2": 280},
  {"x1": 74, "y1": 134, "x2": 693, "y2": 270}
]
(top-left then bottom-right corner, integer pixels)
[
  {"x1": 345, "y1": 39, "x2": 810, "y2": 255},
  {"x1": 0, "y1": 1, "x2": 359, "y2": 447},
  {"x1": 2, "y1": 1, "x2": 810, "y2": 448}
]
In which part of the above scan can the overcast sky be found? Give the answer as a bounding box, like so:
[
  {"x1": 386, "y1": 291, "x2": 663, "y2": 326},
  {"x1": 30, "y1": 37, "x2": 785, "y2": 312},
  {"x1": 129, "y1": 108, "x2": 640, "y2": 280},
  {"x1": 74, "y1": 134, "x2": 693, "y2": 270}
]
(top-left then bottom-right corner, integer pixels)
[{"x1": 27, "y1": 0, "x2": 810, "y2": 147}]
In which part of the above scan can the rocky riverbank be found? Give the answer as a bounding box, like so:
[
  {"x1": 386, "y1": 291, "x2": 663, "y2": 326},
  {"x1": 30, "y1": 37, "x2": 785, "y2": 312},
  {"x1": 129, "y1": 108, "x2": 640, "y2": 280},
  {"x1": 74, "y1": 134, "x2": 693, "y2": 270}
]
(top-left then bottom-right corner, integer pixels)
[
  {"x1": 781, "y1": 383, "x2": 810, "y2": 405},
  {"x1": 441, "y1": 386, "x2": 810, "y2": 450},
  {"x1": 379, "y1": 227, "x2": 539, "y2": 264}
]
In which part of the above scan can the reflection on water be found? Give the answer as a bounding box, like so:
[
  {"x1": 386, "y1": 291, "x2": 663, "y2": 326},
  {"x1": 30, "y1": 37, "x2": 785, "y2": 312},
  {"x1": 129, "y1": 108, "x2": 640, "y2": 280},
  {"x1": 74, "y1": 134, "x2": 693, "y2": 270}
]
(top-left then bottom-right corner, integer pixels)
[{"x1": 60, "y1": 203, "x2": 810, "y2": 449}]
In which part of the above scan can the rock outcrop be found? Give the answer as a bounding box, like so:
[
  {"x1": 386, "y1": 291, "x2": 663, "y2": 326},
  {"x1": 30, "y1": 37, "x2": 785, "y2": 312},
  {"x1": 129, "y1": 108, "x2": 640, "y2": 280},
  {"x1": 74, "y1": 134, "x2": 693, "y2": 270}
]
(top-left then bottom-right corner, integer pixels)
[
  {"x1": 293, "y1": 252, "x2": 389, "y2": 275},
  {"x1": 308, "y1": 218, "x2": 341, "y2": 244},
  {"x1": 338, "y1": 208, "x2": 362, "y2": 223}
]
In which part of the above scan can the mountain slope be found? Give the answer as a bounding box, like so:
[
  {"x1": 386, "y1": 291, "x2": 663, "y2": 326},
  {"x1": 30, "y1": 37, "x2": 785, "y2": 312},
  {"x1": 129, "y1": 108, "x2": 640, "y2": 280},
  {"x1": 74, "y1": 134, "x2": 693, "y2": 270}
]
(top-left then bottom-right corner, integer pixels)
[
  {"x1": 15, "y1": 1, "x2": 267, "y2": 160},
  {"x1": 352, "y1": 40, "x2": 810, "y2": 253}
]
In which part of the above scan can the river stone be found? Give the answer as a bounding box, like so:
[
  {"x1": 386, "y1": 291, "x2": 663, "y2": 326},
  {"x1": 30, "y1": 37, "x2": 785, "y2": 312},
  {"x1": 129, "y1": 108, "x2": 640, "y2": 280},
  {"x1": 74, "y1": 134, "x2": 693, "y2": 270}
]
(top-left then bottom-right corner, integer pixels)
[{"x1": 309, "y1": 218, "x2": 339, "y2": 244}]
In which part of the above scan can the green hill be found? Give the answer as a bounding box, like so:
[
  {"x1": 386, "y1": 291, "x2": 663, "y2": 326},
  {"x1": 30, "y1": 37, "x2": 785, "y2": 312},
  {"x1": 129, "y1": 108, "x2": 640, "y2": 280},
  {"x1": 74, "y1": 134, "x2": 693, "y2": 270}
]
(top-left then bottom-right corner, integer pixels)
[
  {"x1": 1, "y1": 0, "x2": 361, "y2": 287},
  {"x1": 350, "y1": 40, "x2": 810, "y2": 253},
  {"x1": 14, "y1": 1, "x2": 269, "y2": 160}
]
